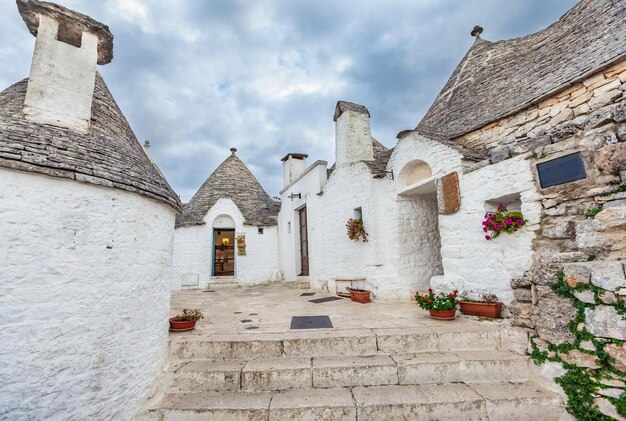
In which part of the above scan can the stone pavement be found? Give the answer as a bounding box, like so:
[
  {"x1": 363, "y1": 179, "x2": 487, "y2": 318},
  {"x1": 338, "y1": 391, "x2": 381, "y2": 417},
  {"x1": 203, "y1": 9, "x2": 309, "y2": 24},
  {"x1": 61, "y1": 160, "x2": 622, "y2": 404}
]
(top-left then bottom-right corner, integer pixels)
[{"x1": 142, "y1": 284, "x2": 571, "y2": 420}]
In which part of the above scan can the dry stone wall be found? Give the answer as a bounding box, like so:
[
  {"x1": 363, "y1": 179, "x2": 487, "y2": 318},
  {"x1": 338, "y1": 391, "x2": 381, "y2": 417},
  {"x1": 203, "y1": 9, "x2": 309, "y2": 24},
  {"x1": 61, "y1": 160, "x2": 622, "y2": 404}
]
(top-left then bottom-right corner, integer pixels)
[{"x1": 452, "y1": 58, "x2": 626, "y2": 417}]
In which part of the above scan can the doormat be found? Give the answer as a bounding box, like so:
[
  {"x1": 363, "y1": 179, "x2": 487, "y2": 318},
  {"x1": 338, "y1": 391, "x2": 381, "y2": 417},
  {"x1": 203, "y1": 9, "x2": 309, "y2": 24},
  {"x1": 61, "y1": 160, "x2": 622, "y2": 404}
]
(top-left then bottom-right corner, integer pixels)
[
  {"x1": 290, "y1": 315, "x2": 333, "y2": 329},
  {"x1": 300, "y1": 292, "x2": 316, "y2": 297},
  {"x1": 309, "y1": 296, "x2": 343, "y2": 304},
  {"x1": 203, "y1": 290, "x2": 215, "y2": 293}
]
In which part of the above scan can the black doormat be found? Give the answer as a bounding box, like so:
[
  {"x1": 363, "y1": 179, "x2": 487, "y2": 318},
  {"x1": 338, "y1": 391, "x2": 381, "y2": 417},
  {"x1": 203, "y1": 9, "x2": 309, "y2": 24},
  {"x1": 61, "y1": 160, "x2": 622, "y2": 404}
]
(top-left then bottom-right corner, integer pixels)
[
  {"x1": 309, "y1": 296, "x2": 343, "y2": 304},
  {"x1": 290, "y1": 315, "x2": 333, "y2": 330},
  {"x1": 300, "y1": 292, "x2": 316, "y2": 297}
]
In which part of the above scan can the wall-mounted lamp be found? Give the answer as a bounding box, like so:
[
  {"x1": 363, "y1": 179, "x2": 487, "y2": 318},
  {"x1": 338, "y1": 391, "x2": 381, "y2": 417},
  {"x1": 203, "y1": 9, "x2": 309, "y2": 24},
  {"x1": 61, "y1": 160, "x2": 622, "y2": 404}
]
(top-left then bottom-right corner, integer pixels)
[
  {"x1": 373, "y1": 169, "x2": 394, "y2": 180},
  {"x1": 288, "y1": 192, "x2": 301, "y2": 200}
]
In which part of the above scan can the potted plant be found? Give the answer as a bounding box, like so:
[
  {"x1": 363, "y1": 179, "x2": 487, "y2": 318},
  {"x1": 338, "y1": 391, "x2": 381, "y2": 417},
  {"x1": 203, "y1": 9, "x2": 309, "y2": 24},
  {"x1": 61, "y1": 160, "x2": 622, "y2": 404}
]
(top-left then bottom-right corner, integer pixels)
[
  {"x1": 348, "y1": 287, "x2": 371, "y2": 304},
  {"x1": 482, "y1": 203, "x2": 527, "y2": 241},
  {"x1": 169, "y1": 308, "x2": 204, "y2": 331},
  {"x1": 459, "y1": 293, "x2": 502, "y2": 318},
  {"x1": 415, "y1": 289, "x2": 458, "y2": 320},
  {"x1": 346, "y1": 218, "x2": 368, "y2": 242}
]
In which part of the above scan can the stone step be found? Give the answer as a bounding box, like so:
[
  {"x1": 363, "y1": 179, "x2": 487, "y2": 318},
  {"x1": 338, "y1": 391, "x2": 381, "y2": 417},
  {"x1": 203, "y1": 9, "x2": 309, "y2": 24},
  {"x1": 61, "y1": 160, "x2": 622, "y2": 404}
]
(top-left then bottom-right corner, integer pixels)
[
  {"x1": 280, "y1": 279, "x2": 311, "y2": 289},
  {"x1": 169, "y1": 326, "x2": 527, "y2": 361},
  {"x1": 207, "y1": 280, "x2": 240, "y2": 289},
  {"x1": 149, "y1": 382, "x2": 568, "y2": 420},
  {"x1": 169, "y1": 351, "x2": 533, "y2": 393}
]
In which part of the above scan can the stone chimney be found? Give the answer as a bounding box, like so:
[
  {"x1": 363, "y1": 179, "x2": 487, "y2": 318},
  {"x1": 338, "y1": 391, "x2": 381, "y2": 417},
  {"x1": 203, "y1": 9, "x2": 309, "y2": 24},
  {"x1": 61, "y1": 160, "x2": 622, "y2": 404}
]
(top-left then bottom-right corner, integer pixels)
[
  {"x1": 17, "y1": 0, "x2": 114, "y2": 133},
  {"x1": 281, "y1": 153, "x2": 308, "y2": 187},
  {"x1": 333, "y1": 101, "x2": 373, "y2": 167}
]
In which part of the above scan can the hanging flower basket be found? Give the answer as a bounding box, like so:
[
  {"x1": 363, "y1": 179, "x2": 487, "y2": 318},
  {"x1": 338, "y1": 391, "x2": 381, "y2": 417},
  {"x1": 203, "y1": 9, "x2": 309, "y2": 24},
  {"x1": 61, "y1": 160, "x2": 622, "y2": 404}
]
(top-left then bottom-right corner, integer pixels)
[
  {"x1": 482, "y1": 203, "x2": 527, "y2": 241},
  {"x1": 346, "y1": 218, "x2": 368, "y2": 242}
]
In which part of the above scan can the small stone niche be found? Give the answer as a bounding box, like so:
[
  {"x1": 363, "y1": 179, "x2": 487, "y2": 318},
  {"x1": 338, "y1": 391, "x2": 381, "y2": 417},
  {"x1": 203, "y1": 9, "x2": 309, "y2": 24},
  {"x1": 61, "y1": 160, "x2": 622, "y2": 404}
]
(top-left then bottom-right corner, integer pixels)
[{"x1": 485, "y1": 192, "x2": 522, "y2": 213}]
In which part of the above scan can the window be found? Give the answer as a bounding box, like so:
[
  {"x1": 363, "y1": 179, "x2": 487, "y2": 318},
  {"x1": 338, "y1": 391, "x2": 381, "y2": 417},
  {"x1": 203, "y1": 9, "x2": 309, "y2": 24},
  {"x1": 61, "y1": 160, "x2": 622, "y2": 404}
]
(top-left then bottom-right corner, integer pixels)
[
  {"x1": 354, "y1": 207, "x2": 363, "y2": 220},
  {"x1": 536, "y1": 152, "x2": 586, "y2": 188},
  {"x1": 258, "y1": 228, "x2": 264, "y2": 235},
  {"x1": 287, "y1": 222, "x2": 291, "y2": 234}
]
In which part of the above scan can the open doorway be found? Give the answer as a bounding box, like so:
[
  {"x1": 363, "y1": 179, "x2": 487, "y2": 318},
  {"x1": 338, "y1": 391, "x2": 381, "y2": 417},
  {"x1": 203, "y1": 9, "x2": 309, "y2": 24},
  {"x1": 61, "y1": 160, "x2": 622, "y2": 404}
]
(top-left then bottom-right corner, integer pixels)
[{"x1": 213, "y1": 229, "x2": 235, "y2": 276}]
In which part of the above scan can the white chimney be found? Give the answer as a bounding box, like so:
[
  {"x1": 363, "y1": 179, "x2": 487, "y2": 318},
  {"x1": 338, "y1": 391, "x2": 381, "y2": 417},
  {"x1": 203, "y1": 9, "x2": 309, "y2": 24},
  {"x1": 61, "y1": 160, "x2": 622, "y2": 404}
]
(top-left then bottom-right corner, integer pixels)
[
  {"x1": 17, "y1": 0, "x2": 114, "y2": 133},
  {"x1": 281, "y1": 153, "x2": 308, "y2": 187},
  {"x1": 334, "y1": 101, "x2": 374, "y2": 167}
]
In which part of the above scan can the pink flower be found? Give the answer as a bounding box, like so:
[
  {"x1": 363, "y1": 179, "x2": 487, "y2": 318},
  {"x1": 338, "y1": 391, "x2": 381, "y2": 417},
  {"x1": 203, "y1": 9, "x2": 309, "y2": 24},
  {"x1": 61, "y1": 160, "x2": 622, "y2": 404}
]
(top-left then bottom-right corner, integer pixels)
[
  {"x1": 505, "y1": 218, "x2": 513, "y2": 225},
  {"x1": 485, "y1": 235, "x2": 491, "y2": 240},
  {"x1": 483, "y1": 227, "x2": 488, "y2": 232}
]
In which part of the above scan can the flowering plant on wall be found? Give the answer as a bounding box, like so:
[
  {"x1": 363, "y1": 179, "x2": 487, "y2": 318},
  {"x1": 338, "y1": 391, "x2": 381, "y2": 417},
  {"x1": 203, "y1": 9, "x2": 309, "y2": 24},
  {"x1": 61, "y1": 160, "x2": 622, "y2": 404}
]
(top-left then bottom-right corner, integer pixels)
[
  {"x1": 482, "y1": 203, "x2": 527, "y2": 240},
  {"x1": 415, "y1": 289, "x2": 459, "y2": 311},
  {"x1": 346, "y1": 218, "x2": 368, "y2": 242}
]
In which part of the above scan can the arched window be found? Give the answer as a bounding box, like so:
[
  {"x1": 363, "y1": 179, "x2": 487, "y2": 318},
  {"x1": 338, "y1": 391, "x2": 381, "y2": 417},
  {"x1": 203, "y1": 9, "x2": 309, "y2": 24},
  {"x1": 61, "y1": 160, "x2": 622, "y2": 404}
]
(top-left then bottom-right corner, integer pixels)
[{"x1": 399, "y1": 160, "x2": 433, "y2": 186}]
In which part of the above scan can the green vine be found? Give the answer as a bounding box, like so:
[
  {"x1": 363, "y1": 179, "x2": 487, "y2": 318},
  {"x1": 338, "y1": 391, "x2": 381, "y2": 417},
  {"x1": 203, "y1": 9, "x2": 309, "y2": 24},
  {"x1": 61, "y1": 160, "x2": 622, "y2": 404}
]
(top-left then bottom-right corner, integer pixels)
[{"x1": 529, "y1": 270, "x2": 626, "y2": 419}]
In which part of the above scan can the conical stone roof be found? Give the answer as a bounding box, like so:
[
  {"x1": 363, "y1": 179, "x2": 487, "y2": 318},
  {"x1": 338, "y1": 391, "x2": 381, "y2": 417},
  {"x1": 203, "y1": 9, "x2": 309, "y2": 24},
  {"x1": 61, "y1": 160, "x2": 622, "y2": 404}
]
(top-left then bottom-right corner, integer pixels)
[
  {"x1": 417, "y1": 0, "x2": 626, "y2": 139},
  {"x1": 175, "y1": 151, "x2": 280, "y2": 228},
  {"x1": 0, "y1": 73, "x2": 181, "y2": 210}
]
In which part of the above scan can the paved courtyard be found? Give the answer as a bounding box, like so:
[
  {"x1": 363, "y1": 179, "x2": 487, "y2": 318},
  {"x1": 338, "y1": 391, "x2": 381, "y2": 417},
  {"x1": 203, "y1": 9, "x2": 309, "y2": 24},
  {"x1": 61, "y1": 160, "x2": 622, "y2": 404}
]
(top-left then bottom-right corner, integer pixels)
[{"x1": 170, "y1": 283, "x2": 506, "y2": 336}]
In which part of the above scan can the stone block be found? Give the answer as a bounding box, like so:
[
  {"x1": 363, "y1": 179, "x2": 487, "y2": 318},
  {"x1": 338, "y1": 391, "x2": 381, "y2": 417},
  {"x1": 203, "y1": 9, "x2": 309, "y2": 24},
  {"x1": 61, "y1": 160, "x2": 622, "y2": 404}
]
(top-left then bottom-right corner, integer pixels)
[
  {"x1": 395, "y1": 351, "x2": 530, "y2": 385},
  {"x1": 579, "y1": 341, "x2": 595, "y2": 351},
  {"x1": 550, "y1": 107, "x2": 574, "y2": 127},
  {"x1": 241, "y1": 357, "x2": 312, "y2": 391},
  {"x1": 618, "y1": 123, "x2": 626, "y2": 142},
  {"x1": 585, "y1": 306, "x2": 626, "y2": 340},
  {"x1": 587, "y1": 107, "x2": 614, "y2": 129},
  {"x1": 283, "y1": 330, "x2": 377, "y2": 357},
  {"x1": 604, "y1": 199, "x2": 626, "y2": 209},
  {"x1": 589, "y1": 261, "x2": 626, "y2": 291},
  {"x1": 269, "y1": 388, "x2": 356, "y2": 421},
  {"x1": 490, "y1": 146, "x2": 510, "y2": 164},
  {"x1": 513, "y1": 288, "x2": 532, "y2": 302},
  {"x1": 510, "y1": 136, "x2": 551, "y2": 156},
  {"x1": 573, "y1": 103, "x2": 591, "y2": 116},
  {"x1": 374, "y1": 328, "x2": 439, "y2": 354},
  {"x1": 559, "y1": 349, "x2": 600, "y2": 369},
  {"x1": 570, "y1": 91, "x2": 593, "y2": 108},
  {"x1": 605, "y1": 343, "x2": 626, "y2": 372},
  {"x1": 531, "y1": 286, "x2": 577, "y2": 344},
  {"x1": 563, "y1": 263, "x2": 591, "y2": 287},
  {"x1": 171, "y1": 360, "x2": 244, "y2": 392},
  {"x1": 589, "y1": 89, "x2": 623, "y2": 110},
  {"x1": 615, "y1": 102, "x2": 626, "y2": 123},
  {"x1": 573, "y1": 290, "x2": 595, "y2": 304},
  {"x1": 312, "y1": 355, "x2": 397, "y2": 388},
  {"x1": 599, "y1": 291, "x2": 617, "y2": 304},
  {"x1": 593, "y1": 79, "x2": 622, "y2": 96},
  {"x1": 594, "y1": 398, "x2": 624, "y2": 420},
  {"x1": 543, "y1": 221, "x2": 575, "y2": 239}
]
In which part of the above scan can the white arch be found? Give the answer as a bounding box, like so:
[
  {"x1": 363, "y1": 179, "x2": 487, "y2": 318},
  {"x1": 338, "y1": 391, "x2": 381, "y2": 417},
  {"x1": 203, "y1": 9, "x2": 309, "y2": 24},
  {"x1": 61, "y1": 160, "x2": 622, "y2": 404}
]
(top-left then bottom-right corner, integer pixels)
[
  {"x1": 212, "y1": 214, "x2": 235, "y2": 229},
  {"x1": 399, "y1": 159, "x2": 433, "y2": 186}
]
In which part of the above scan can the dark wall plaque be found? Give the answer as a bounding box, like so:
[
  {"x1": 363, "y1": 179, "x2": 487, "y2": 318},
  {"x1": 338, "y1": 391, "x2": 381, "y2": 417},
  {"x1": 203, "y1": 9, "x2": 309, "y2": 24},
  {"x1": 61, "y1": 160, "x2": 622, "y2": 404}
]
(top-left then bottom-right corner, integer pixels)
[{"x1": 536, "y1": 152, "x2": 586, "y2": 188}]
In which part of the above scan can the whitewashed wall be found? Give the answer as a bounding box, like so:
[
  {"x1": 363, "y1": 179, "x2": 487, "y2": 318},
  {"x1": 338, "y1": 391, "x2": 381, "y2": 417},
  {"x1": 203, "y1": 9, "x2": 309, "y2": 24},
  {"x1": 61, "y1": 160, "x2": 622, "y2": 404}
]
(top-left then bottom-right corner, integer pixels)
[
  {"x1": 388, "y1": 133, "x2": 541, "y2": 304},
  {"x1": 0, "y1": 168, "x2": 176, "y2": 420},
  {"x1": 171, "y1": 198, "x2": 279, "y2": 289}
]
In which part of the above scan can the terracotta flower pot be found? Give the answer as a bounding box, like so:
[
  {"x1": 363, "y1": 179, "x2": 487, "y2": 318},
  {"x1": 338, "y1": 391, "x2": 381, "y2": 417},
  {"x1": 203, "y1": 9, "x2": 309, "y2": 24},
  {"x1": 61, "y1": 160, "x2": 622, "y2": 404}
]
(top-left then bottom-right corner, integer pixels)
[
  {"x1": 350, "y1": 289, "x2": 371, "y2": 304},
  {"x1": 428, "y1": 309, "x2": 456, "y2": 320},
  {"x1": 459, "y1": 301, "x2": 502, "y2": 318},
  {"x1": 169, "y1": 317, "x2": 197, "y2": 332}
]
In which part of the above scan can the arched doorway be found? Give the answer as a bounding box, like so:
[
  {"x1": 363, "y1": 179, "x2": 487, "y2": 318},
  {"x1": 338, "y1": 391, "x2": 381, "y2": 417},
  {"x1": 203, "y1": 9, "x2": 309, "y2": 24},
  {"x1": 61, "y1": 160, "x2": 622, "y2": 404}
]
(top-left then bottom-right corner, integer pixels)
[
  {"x1": 396, "y1": 160, "x2": 443, "y2": 291},
  {"x1": 212, "y1": 215, "x2": 235, "y2": 276}
]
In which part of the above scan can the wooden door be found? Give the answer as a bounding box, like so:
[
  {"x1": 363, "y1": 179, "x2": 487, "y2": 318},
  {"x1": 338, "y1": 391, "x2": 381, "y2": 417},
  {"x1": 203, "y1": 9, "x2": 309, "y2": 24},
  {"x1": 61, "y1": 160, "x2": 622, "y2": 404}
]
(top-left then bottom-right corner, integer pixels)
[
  {"x1": 213, "y1": 229, "x2": 235, "y2": 276},
  {"x1": 298, "y1": 207, "x2": 309, "y2": 276}
]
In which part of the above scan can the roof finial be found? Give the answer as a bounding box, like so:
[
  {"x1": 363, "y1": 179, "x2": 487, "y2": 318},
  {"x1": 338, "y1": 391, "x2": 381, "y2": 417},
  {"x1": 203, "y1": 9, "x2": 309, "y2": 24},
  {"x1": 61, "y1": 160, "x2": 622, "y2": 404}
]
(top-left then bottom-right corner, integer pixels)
[
  {"x1": 471, "y1": 25, "x2": 483, "y2": 39},
  {"x1": 230, "y1": 147, "x2": 237, "y2": 154},
  {"x1": 144, "y1": 140, "x2": 151, "y2": 150}
]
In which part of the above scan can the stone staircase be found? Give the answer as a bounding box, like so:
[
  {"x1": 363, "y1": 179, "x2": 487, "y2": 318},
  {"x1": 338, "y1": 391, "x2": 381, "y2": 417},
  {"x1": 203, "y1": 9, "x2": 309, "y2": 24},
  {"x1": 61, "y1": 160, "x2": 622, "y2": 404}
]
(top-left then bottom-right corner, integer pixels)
[{"x1": 145, "y1": 325, "x2": 570, "y2": 420}]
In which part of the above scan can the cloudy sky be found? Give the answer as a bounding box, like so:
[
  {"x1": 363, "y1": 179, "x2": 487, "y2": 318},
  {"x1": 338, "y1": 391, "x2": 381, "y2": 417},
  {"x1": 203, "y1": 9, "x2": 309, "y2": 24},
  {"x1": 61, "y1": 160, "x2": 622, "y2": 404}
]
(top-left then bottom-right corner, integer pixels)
[{"x1": 0, "y1": 0, "x2": 578, "y2": 201}]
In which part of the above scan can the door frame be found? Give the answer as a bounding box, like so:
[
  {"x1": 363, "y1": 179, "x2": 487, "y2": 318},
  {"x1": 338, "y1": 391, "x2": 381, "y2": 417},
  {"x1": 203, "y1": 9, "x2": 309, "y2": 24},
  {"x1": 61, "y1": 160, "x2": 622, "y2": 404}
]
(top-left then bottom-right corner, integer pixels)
[
  {"x1": 212, "y1": 228, "x2": 236, "y2": 277},
  {"x1": 298, "y1": 206, "x2": 309, "y2": 276}
]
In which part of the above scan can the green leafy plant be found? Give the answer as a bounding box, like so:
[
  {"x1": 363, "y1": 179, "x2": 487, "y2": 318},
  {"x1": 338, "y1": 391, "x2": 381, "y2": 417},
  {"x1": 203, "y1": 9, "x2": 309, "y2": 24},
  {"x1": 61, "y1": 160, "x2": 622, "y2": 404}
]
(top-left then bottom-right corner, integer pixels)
[
  {"x1": 346, "y1": 218, "x2": 368, "y2": 242},
  {"x1": 528, "y1": 270, "x2": 626, "y2": 420},
  {"x1": 584, "y1": 206, "x2": 603, "y2": 219},
  {"x1": 415, "y1": 289, "x2": 459, "y2": 311},
  {"x1": 172, "y1": 308, "x2": 204, "y2": 322},
  {"x1": 482, "y1": 204, "x2": 527, "y2": 240}
]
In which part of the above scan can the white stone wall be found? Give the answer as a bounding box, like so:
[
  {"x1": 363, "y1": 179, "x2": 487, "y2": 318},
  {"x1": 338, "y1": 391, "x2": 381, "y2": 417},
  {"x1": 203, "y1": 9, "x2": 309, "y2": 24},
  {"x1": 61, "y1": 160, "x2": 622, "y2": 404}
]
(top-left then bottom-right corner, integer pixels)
[
  {"x1": 171, "y1": 198, "x2": 279, "y2": 289},
  {"x1": 387, "y1": 133, "x2": 541, "y2": 304},
  {"x1": 0, "y1": 168, "x2": 176, "y2": 420},
  {"x1": 24, "y1": 15, "x2": 98, "y2": 133}
]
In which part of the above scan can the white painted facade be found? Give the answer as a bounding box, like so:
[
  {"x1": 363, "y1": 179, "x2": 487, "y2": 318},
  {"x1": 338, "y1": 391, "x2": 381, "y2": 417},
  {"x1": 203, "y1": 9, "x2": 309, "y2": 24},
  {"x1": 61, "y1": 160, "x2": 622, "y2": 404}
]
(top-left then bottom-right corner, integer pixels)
[
  {"x1": 278, "y1": 110, "x2": 541, "y2": 304},
  {"x1": 0, "y1": 168, "x2": 176, "y2": 420},
  {"x1": 24, "y1": 14, "x2": 98, "y2": 133},
  {"x1": 171, "y1": 198, "x2": 279, "y2": 290}
]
